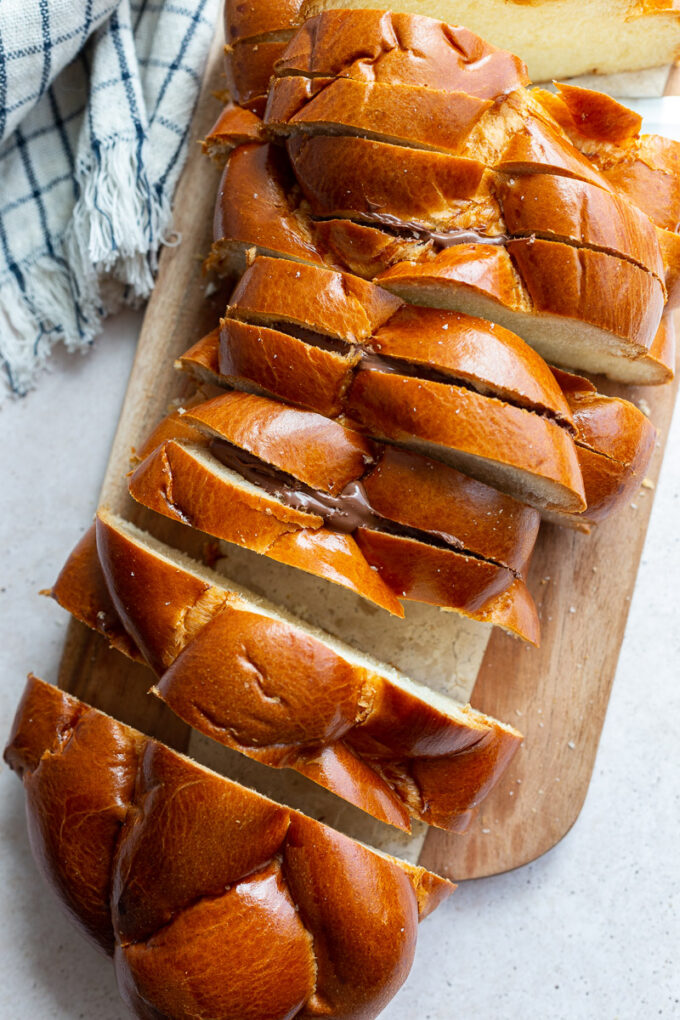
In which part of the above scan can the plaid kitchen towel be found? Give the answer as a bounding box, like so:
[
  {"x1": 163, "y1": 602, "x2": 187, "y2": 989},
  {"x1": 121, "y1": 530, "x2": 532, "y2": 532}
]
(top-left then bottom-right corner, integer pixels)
[{"x1": 0, "y1": 0, "x2": 219, "y2": 396}]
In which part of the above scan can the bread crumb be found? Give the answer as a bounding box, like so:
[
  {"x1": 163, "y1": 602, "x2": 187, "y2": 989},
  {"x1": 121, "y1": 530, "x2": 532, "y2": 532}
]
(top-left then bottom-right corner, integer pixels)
[
  {"x1": 630, "y1": 502, "x2": 638, "y2": 510},
  {"x1": 642, "y1": 477, "x2": 655, "y2": 490},
  {"x1": 569, "y1": 606, "x2": 576, "y2": 613},
  {"x1": 637, "y1": 398, "x2": 651, "y2": 416},
  {"x1": 568, "y1": 740, "x2": 576, "y2": 749},
  {"x1": 481, "y1": 828, "x2": 491, "y2": 834}
]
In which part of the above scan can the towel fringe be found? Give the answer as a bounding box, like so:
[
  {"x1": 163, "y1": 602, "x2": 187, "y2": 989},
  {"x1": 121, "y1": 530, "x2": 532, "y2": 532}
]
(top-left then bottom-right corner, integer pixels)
[{"x1": 0, "y1": 135, "x2": 172, "y2": 396}]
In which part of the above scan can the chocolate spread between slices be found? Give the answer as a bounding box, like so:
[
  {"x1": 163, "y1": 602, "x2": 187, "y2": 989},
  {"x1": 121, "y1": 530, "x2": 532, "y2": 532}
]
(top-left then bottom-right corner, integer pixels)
[
  {"x1": 208, "y1": 438, "x2": 514, "y2": 572},
  {"x1": 209, "y1": 439, "x2": 381, "y2": 533},
  {"x1": 342, "y1": 212, "x2": 511, "y2": 249}
]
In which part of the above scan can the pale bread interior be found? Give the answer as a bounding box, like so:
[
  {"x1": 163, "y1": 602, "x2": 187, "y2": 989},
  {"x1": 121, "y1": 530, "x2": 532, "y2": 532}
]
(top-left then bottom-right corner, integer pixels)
[
  {"x1": 365, "y1": 419, "x2": 583, "y2": 514},
  {"x1": 379, "y1": 278, "x2": 659, "y2": 384},
  {"x1": 99, "y1": 509, "x2": 515, "y2": 732},
  {"x1": 298, "y1": 0, "x2": 680, "y2": 82}
]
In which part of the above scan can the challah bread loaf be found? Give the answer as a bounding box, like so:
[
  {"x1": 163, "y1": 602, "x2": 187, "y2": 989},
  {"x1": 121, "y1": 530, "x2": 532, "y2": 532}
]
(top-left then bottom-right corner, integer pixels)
[
  {"x1": 377, "y1": 241, "x2": 666, "y2": 383},
  {"x1": 222, "y1": 256, "x2": 585, "y2": 513},
  {"x1": 5, "y1": 675, "x2": 454, "y2": 1019},
  {"x1": 50, "y1": 512, "x2": 525, "y2": 831},
  {"x1": 273, "y1": 10, "x2": 529, "y2": 96},
  {"x1": 224, "y1": 0, "x2": 680, "y2": 82},
  {"x1": 208, "y1": 133, "x2": 667, "y2": 303},
  {"x1": 127, "y1": 395, "x2": 542, "y2": 637}
]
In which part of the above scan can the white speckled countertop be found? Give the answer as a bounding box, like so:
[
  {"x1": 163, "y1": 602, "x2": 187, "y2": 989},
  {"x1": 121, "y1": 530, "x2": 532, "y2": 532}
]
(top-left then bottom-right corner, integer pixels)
[{"x1": 0, "y1": 308, "x2": 679, "y2": 1020}]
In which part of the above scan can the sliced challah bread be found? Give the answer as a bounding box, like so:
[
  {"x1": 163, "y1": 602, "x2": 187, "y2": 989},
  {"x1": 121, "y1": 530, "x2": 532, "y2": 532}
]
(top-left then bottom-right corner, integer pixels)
[
  {"x1": 377, "y1": 241, "x2": 667, "y2": 383},
  {"x1": 5, "y1": 674, "x2": 454, "y2": 1019},
  {"x1": 223, "y1": 0, "x2": 680, "y2": 83},
  {"x1": 176, "y1": 328, "x2": 656, "y2": 529},
  {"x1": 128, "y1": 392, "x2": 541, "y2": 639},
  {"x1": 50, "y1": 512, "x2": 524, "y2": 832},
  {"x1": 222, "y1": 256, "x2": 585, "y2": 513}
]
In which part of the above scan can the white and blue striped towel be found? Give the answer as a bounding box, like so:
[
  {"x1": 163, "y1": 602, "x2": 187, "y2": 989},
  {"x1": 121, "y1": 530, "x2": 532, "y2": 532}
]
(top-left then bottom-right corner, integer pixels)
[{"x1": 0, "y1": 0, "x2": 219, "y2": 396}]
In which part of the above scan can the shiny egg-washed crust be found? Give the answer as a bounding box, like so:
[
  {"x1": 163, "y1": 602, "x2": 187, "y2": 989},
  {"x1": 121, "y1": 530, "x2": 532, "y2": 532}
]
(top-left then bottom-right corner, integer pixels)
[
  {"x1": 272, "y1": 10, "x2": 529, "y2": 98},
  {"x1": 128, "y1": 438, "x2": 541, "y2": 638},
  {"x1": 266, "y1": 79, "x2": 612, "y2": 191},
  {"x1": 532, "y1": 85, "x2": 680, "y2": 306},
  {"x1": 176, "y1": 329, "x2": 653, "y2": 530},
  {"x1": 50, "y1": 514, "x2": 525, "y2": 832},
  {"x1": 228, "y1": 254, "x2": 403, "y2": 341},
  {"x1": 142, "y1": 389, "x2": 541, "y2": 575},
  {"x1": 222, "y1": 256, "x2": 585, "y2": 513},
  {"x1": 128, "y1": 439, "x2": 405, "y2": 617},
  {"x1": 228, "y1": 257, "x2": 574, "y2": 424},
  {"x1": 201, "y1": 104, "x2": 263, "y2": 163},
  {"x1": 548, "y1": 367, "x2": 657, "y2": 525},
  {"x1": 377, "y1": 241, "x2": 667, "y2": 383},
  {"x1": 5, "y1": 675, "x2": 455, "y2": 1020},
  {"x1": 225, "y1": 38, "x2": 289, "y2": 114},
  {"x1": 209, "y1": 137, "x2": 667, "y2": 296}
]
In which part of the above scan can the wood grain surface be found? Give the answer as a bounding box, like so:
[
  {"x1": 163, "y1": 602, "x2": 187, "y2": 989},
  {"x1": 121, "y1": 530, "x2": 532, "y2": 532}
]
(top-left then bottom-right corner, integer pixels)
[{"x1": 57, "y1": 24, "x2": 680, "y2": 878}]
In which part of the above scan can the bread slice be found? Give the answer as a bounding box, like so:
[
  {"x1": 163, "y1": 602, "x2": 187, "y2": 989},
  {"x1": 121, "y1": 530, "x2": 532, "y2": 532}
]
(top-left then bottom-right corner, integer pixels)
[
  {"x1": 209, "y1": 133, "x2": 664, "y2": 293},
  {"x1": 130, "y1": 436, "x2": 545, "y2": 636},
  {"x1": 5, "y1": 675, "x2": 454, "y2": 1019},
  {"x1": 229, "y1": 255, "x2": 402, "y2": 342},
  {"x1": 273, "y1": 9, "x2": 529, "y2": 98},
  {"x1": 548, "y1": 368, "x2": 657, "y2": 526},
  {"x1": 268, "y1": 76, "x2": 613, "y2": 191},
  {"x1": 207, "y1": 143, "x2": 326, "y2": 279},
  {"x1": 201, "y1": 104, "x2": 263, "y2": 164},
  {"x1": 149, "y1": 390, "x2": 540, "y2": 574},
  {"x1": 377, "y1": 240, "x2": 666, "y2": 383},
  {"x1": 128, "y1": 439, "x2": 404, "y2": 616},
  {"x1": 286, "y1": 133, "x2": 496, "y2": 233},
  {"x1": 225, "y1": 0, "x2": 680, "y2": 82},
  {"x1": 227, "y1": 255, "x2": 574, "y2": 425},
  {"x1": 345, "y1": 368, "x2": 585, "y2": 513},
  {"x1": 225, "y1": 38, "x2": 289, "y2": 114},
  {"x1": 265, "y1": 75, "x2": 494, "y2": 154},
  {"x1": 51, "y1": 513, "x2": 525, "y2": 830},
  {"x1": 147, "y1": 388, "x2": 541, "y2": 572}
]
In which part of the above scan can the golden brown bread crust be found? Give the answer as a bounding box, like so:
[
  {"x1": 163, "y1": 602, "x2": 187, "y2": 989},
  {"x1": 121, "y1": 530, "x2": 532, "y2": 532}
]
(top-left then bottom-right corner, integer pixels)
[
  {"x1": 550, "y1": 367, "x2": 657, "y2": 524},
  {"x1": 371, "y1": 304, "x2": 575, "y2": 427},
  {"x1": 201, "y1": 104, "x2": 263, "y2": 164},
  {"x1": 220, "y1": 317, "x2": 361, "y2": 414},
  {"x1": 209, "y1": 135, "x2": 664, "y2": 293},
  {"x1": 225, "y1": 0, "x2": 302, "y2": 42},
  {"x1": 495, "y1": 173, "x2": 665, "y2": 284},
  {"x1": 225, "y1": 38, "x2": 288, "y2": 113},
  {"x1": 229, "y1": 255, "x2": 403, "y2": 341},
  {"x1": 377, "y1": 240, "x2": 666, "y2": 380},
  {"x1": 265, "y1": 74, "x2": 494, "y2": 154},
  {"x1": 5, "y1": 676, "x2": 455, "y2": 1019},
  {"x1": 142, "y1": 391, "x2": 540, "y2": 576},
  {"x1": 183, "y1": 389, "x2": 375, "y2": 493},
  {"x1": 127, "y1": 440, "x2": 405, "y2": 616},
  {"x1": 345, "y1": 368, "x2": 586, "y2": 513},
  {"x1": 287, "y1": 133, "x2": 493, "y2": 231},
  {"x1": 49, "y1": 526, "x2": 144, "y2": 662},
  {"x1": 208, "y1": 143, "x2": 325, "y2": 276},
  {"x1": 51, "y1": 518, "x2": 524, "y2": 831},
  {"x1": 274, "y1": 10, "x2": 529, "y2": 98}
]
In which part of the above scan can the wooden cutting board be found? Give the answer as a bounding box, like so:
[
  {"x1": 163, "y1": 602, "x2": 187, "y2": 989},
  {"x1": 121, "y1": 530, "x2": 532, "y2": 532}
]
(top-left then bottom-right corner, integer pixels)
[{"x1": 57, "y1": 28, "x2": 680, "y2": 880}]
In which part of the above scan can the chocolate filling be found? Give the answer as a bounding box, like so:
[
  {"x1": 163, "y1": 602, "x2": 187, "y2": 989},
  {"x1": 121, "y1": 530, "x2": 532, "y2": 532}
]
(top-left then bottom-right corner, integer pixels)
[
  {"x1": 210, "y1": 439, "x2": 380, "y2": 533},
  {"x1": 323, "y1": 211, "x2": 511, "y2": 249},
  {"x1": 209, "y1": 438, "x2": 514, "y2": 571}
]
